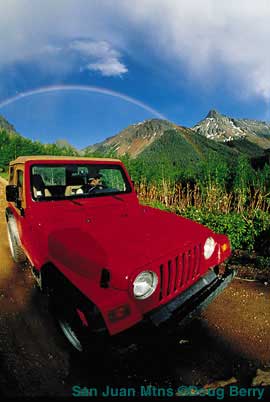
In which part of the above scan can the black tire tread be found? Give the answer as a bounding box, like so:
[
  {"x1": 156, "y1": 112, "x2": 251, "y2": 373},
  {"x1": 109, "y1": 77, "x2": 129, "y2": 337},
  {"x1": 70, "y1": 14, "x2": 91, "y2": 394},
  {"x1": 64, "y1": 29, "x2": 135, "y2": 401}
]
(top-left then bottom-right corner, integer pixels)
[{"x1": 6, "y1": 215, "x2": 26, "y2": 263}]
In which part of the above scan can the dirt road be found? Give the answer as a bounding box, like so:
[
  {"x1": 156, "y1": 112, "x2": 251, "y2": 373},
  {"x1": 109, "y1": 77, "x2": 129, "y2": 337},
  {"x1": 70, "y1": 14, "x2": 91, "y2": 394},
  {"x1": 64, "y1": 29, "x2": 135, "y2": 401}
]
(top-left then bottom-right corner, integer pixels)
[{"x1": 0, "y1": 179, "x2": 269, "y2": 397}]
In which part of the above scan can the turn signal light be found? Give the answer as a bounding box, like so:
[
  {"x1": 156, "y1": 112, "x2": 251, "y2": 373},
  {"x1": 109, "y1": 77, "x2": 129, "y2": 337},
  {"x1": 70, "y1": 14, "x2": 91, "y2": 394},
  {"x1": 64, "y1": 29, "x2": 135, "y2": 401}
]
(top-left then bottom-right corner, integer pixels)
[
  {"x1": 221, "y1": 243, "x2": 228, "y2": 252},
  {"x1": 108, "y1": 304, "x2": 130, "y2": 323}
]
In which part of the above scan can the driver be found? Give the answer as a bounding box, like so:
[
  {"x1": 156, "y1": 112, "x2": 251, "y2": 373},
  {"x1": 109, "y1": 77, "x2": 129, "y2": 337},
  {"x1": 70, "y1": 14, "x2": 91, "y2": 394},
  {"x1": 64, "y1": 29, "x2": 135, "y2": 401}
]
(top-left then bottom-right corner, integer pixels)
[{"x1": 88, "y1": 174, "x2": 103, "y2": 189}]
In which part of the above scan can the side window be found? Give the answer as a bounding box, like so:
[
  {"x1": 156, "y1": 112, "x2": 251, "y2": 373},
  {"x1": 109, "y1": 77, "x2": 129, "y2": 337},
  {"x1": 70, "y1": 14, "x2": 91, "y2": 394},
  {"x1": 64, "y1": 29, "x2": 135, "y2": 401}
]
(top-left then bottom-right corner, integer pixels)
[
  {"x1": 99, "y1": 169, "x2": 126, "y2": 191},
  {"x1": 32, "y1": 166, "x2": 66, "y2": 185},
  {"x1": 16, "y1": 170, "x2": 24, "y2": 201},
  {"x1": 9, "y1": 167, "x2": 14, "y2": 183}
]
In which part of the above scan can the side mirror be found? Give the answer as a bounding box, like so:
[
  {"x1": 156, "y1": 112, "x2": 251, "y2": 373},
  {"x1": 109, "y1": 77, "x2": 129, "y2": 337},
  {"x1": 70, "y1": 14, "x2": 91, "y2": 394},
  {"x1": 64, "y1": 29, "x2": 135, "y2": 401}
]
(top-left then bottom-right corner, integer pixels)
[{"x1": 6, "y1": 185, "x2": 18, "y2": 202}]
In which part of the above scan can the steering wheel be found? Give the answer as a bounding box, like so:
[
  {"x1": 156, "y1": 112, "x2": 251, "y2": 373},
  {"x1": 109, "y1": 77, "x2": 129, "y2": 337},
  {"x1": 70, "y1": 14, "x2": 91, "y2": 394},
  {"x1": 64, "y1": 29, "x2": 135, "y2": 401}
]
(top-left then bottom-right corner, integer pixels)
[{"x1": 87, "y1": 184, "x2": 105, "y2": 193}]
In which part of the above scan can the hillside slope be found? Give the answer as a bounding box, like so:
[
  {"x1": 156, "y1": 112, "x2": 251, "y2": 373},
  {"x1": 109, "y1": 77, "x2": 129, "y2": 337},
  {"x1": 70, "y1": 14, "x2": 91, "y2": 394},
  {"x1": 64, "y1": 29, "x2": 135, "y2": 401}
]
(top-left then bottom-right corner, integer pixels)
[
  {"x1": 0, "y1": 115, "x2": 16, "y2": 132},
  {"x1": 84, "y1": 119, "x2": 176, "y2": 157},
  {"x1": 134, "y1": 127, "x2": 239, "y2": 182}
]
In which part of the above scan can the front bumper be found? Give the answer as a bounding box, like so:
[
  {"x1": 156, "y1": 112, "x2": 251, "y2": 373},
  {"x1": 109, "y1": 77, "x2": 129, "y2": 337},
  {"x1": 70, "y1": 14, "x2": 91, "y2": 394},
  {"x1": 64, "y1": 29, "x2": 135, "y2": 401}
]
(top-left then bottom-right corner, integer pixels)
[
  {"x1": 113, "y1": 265, "x2": 236, "y2": 341},
  {"x1": 148, "y1": 266, "x2": 236, "y2": 330}
]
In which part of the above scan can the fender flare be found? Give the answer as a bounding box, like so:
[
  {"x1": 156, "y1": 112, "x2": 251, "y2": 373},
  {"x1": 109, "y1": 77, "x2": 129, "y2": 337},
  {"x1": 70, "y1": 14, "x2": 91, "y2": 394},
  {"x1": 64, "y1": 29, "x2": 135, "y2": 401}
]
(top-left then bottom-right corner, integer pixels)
[{"x1": 40, "y1": 263, "x2": 107, "y2": 333}]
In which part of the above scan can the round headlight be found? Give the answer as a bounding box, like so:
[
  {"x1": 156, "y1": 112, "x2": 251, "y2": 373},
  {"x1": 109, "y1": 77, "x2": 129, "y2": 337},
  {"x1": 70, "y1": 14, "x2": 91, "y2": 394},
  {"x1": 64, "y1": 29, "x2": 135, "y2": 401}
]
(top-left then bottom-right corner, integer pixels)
[
  {"x1": 204, "y1": 237, "x2": 216, "y2": 259},
  {"x1": 133, "y1": 271, "x2": 158, "y2": 300}
]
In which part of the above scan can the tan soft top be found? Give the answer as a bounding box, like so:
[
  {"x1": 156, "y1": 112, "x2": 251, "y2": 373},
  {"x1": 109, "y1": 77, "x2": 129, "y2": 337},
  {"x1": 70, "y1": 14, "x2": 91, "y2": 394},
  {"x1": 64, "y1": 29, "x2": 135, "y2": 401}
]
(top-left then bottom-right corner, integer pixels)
[{"x1": 9, "y1": 155, "x2": 121, "y2": 165}]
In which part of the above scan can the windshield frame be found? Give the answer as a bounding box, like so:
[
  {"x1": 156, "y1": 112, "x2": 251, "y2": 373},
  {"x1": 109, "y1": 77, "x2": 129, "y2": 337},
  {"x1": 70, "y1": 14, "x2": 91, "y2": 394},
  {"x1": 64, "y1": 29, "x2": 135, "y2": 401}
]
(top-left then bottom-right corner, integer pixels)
[{"x1": 30, "y1": 162, "x2": 132, "y2": 202}]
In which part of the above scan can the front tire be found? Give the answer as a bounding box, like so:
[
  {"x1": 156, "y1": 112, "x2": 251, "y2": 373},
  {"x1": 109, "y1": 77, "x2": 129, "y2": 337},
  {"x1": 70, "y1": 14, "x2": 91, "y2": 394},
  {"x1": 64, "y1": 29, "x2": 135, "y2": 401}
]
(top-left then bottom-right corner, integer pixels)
[
  {"x1": 6, "y1": 216, "x2": 26, "y2": 263},
  {"x1": 49, "y1": 288, "x2": 108, "y2": 355},
  {"x1": 50, "y1": 292, "x2": 89, "y2": 353},
  {"x1": 57, "y1": 306, "x2": 85, "y2": 352}
]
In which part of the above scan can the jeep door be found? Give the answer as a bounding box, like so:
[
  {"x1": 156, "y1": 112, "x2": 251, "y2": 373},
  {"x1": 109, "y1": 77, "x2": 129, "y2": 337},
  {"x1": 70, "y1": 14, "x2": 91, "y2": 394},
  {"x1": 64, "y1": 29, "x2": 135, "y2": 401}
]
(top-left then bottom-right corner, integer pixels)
[{"x1": 11, "y1": 165, "x2": 33, "y2": 261}]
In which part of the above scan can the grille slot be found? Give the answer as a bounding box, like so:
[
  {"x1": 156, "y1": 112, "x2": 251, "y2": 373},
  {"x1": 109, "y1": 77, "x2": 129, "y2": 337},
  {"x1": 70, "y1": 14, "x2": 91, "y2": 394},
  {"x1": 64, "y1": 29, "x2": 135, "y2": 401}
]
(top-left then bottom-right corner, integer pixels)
[
  {"x1": 159, "y1": 244, "x2": 202, "y2": 301},
  {"x1": 174, "y1": 256, "x2": 179, "y2": 291}
]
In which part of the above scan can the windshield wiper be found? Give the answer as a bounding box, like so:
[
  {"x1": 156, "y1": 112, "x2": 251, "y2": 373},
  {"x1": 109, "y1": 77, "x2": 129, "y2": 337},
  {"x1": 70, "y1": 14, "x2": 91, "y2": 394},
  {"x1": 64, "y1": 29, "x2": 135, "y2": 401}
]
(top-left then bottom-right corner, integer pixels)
[
  {"x1": 47, "y1": 194, "x2": 84, "y2": 206},
  {"x1": 111, "y1": 194, "x2": 125, "y2": 202},
  {"x1": 67, "y1": 198, "x2": 83, "y2": 206}
]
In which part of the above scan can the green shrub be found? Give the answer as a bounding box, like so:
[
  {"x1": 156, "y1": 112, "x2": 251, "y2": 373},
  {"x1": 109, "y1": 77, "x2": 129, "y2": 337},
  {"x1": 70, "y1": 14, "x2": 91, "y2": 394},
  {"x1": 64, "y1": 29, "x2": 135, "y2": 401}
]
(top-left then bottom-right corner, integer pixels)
[
  {"x1": 177, "y1": 207, "x2": 270, "y2": 252},
  {"x1": 141, "y1": 199, "x2": 171, "y2": 211},
  {"x1": 256, "y1": 256, "x2": 270, "y2": 269},
  {"x1": 0, "y1": 171, "x2": 8, "y2": 180}
]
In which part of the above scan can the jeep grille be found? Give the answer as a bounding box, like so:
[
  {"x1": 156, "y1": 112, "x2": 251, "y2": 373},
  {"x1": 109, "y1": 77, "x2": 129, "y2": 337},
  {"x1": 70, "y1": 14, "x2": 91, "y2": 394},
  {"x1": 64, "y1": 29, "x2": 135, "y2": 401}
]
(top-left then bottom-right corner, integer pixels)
[{"x1": 159, "y1": 244, "x2": 202, "y2": 301}]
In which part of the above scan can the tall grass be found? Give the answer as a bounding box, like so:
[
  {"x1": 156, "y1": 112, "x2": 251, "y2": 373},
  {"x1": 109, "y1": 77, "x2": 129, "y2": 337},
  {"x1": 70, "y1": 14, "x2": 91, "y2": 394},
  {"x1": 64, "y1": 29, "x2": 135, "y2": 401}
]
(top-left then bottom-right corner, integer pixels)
[
  {"x1": 136, "y1": 179, "x2": 270, "y2": 215},
  {"x1": 135, "y1": 179, "x2": 270, "y2": 251}
]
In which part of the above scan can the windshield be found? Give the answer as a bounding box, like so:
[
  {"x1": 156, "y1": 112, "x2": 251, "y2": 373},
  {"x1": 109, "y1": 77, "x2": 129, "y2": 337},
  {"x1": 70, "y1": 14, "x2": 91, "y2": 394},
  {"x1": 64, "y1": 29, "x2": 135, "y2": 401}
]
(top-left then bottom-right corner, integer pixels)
[{"x1": 30, "y1": 163, "x2": 132, "y2": 201}]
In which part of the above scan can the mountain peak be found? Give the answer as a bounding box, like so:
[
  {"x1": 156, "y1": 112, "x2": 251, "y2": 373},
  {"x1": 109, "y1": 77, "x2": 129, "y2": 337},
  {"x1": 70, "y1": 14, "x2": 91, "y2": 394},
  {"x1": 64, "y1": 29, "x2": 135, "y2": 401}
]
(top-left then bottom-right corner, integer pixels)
[
  {"x1": 193, "y1": 110, "x2": 270, "y2": 148},
  {"x1": 84, "y1": 118, "x2": 176, "y2": 157},
  {"x1": 206, "y1": 109, "x2": 221, "y2": 119}
]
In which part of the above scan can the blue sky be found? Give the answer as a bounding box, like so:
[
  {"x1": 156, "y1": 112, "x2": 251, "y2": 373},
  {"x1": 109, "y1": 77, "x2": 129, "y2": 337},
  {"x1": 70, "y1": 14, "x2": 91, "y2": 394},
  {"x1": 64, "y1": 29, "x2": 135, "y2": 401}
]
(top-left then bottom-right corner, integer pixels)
[{"x1": 0, "y1": 0, "x2": 270, "y2": 149}]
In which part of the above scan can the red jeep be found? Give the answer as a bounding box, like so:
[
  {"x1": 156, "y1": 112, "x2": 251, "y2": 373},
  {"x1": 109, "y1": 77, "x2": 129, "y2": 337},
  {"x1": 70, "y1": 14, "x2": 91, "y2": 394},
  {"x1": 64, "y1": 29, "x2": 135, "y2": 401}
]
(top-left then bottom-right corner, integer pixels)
[{"x1": 5, "y1": 156, "x2": 234, "y2": 352}]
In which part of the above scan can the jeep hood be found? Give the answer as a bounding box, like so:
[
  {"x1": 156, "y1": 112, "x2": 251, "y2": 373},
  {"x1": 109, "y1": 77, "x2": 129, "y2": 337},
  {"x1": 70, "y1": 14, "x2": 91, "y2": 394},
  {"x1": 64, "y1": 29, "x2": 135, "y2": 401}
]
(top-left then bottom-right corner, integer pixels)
[{"x1": 48, "y1": 204, "x2": 213, "y2": 290}]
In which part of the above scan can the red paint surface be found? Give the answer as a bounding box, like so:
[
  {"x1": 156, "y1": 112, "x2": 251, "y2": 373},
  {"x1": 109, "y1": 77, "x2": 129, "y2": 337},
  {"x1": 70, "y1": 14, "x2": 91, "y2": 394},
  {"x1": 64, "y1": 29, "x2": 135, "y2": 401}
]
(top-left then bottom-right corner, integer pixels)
[{"x1": 7, "y1": 158, "x2": 231, "y2": 335}]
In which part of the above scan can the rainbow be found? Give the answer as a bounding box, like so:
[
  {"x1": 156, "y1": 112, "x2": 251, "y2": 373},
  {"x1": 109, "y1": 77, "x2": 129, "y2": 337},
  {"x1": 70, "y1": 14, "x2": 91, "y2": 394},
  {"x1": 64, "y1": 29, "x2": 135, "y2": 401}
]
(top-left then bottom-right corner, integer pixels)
[{"x1": 0, "y1": 84, "x2": 167, "y2": 120}]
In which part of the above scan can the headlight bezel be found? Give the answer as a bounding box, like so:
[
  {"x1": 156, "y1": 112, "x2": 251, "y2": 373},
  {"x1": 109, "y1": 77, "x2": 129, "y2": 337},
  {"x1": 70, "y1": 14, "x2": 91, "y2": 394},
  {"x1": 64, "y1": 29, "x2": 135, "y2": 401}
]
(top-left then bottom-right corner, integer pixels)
[{"x1": 133, "y1": 270, "x2": 158, "y2": 300}]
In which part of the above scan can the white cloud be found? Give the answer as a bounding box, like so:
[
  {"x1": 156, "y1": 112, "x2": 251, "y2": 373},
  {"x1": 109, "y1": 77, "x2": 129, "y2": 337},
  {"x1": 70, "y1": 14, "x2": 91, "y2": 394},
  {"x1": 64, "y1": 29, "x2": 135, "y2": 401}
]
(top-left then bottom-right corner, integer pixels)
[
  {"x1": 86, "y1": 60, "x2": 128, "y2": 77},
  {"x1": 116, "y1": 0, "x2": 270, "y2": 100},
  {"x1": 69, "y1": 40, "x2": 128, "y2": 76},
  {"x1": 1, "y1": 0, "x2": 270, "y2": 99},
  {"x1": 0, "y1": 1, "x2": 128, "y2": 79}
]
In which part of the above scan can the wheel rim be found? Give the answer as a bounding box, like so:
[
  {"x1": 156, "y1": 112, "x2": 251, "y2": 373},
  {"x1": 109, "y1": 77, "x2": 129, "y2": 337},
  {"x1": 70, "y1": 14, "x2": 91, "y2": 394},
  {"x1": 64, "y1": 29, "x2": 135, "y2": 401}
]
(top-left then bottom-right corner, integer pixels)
[{"x1": 58, "y1": 318, "x2": 83, "y2": 352}]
